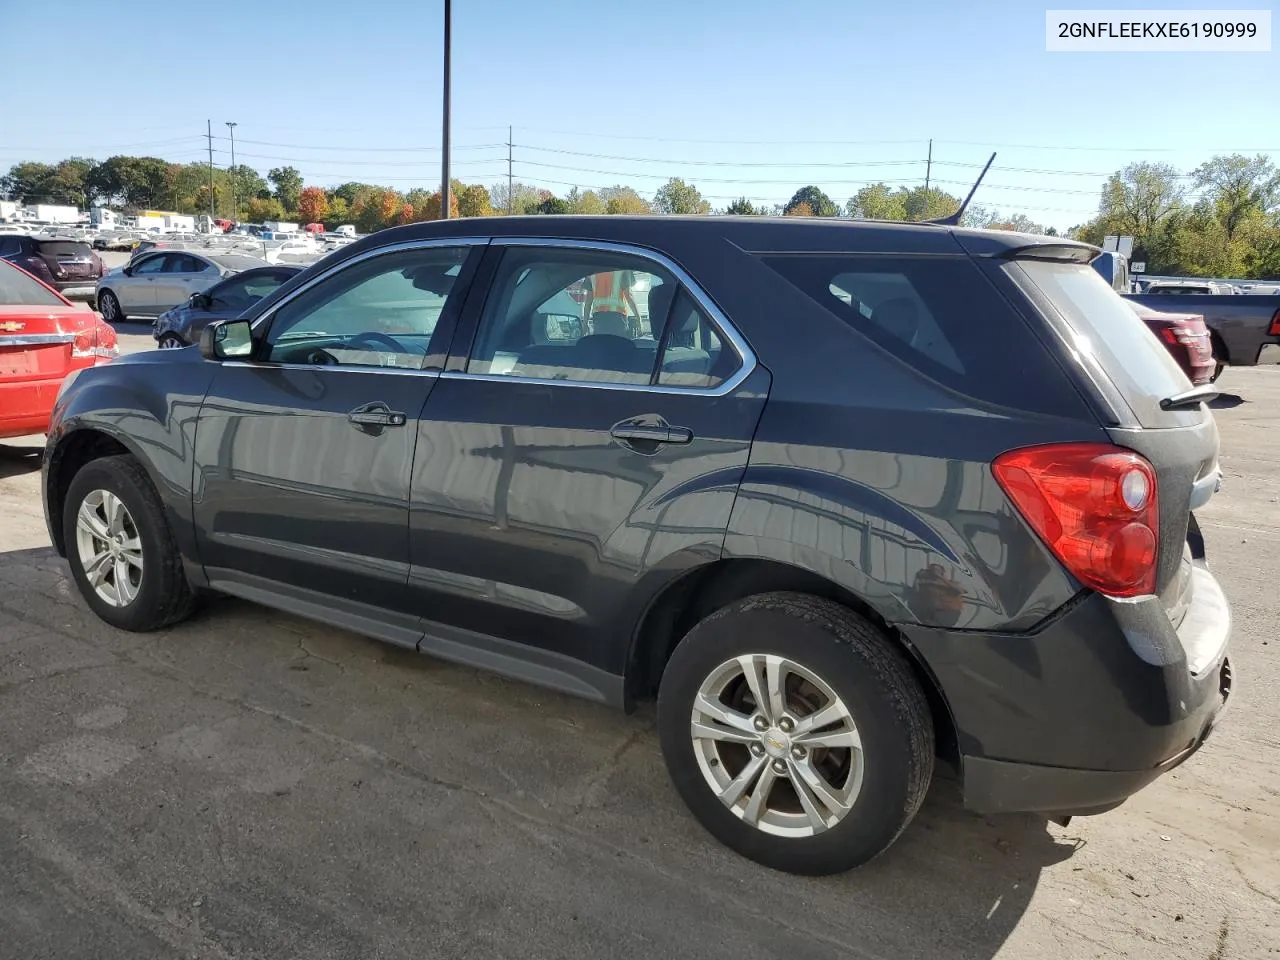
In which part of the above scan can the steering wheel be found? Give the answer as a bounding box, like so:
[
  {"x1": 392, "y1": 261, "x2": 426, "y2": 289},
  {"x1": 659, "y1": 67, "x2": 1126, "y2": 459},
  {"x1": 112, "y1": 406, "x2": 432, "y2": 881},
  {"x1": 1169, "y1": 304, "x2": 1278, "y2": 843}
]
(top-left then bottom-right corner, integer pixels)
[
  {"x1": 346, "y1": 331, "x2": 407, "y2": 353},
  {"x1": 305, "y1": 348, "x2": 339, "y2": 365}
]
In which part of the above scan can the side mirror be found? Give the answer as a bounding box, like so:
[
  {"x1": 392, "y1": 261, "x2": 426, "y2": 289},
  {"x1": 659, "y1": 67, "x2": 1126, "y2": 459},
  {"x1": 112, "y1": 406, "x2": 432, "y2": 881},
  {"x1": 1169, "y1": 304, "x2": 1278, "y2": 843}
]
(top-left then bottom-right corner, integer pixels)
[
  {"x1": 190, "y1": 292, "x2": 212, "y2": 309},
  {"x1": 121, "y1": 265, "x2": 133, "y2": 277},
  {"x1": 199, "y1": 318, "x2": 254, "y2": 361}
]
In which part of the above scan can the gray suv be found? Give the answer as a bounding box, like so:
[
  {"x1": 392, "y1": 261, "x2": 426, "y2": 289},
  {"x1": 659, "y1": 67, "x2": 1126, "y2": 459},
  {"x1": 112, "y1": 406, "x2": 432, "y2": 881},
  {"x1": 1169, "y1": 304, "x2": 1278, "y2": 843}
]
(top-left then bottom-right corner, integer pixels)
[{"x1": 42, "y1": 217, "x2": 1233, "y2": 875}]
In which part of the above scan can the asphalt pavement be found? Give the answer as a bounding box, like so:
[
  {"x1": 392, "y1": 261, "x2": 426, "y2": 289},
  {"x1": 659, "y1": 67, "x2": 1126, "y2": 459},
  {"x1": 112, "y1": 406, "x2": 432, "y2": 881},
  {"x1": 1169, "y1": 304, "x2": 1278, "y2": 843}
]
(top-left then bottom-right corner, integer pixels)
[{"x1": 1, "y1": 328, "x2": 1277, "y2": 959}]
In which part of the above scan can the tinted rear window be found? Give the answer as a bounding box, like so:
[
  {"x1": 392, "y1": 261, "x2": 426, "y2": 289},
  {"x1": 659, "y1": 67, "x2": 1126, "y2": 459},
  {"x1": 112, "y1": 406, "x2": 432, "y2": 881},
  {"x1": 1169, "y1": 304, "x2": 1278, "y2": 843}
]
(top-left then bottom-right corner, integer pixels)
[
  {"x1": 0, "y1": 260, "x2": 64, "y2": 306},
  {"x1": 35, "y1": 240, "x2": 93, "y2": 257},
  {"x1": 759, "y1": 254, "x2": 1081, "y2": 413},
  {"x1": 1014, "y1": 260, "x2": 1191, "y2": 409}
]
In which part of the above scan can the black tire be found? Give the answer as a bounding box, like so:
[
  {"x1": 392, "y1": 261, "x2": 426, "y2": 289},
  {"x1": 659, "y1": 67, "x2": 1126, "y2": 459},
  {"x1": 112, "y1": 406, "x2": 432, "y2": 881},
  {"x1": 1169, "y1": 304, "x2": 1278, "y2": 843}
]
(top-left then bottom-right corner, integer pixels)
[
  {"x1": 156, "y1": 333, "x2": 186, "y2": 350},
  {"x1": 1210, "y1": 334, "x2": 1227, "y2": 383},
  {"x1": 62, "y1": 454, "x2": 194, "y2": 631},
  {"x1": 98, "y1": 289, "x2": 124, "y2": 322},
  {"x1": 657, "y1": 592, "x2": 934, "y2": 875}
]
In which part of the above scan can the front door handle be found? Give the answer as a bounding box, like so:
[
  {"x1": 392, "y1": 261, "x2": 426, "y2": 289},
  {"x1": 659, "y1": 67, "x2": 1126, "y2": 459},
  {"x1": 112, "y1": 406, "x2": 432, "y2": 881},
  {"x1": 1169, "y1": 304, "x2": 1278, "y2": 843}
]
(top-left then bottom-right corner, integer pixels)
[
  {"x1": 348, "y1": 401, "x2": 407, "y2": 428},
  {"x1": 610, "y1": 417, "x2": 694, "y2": 449}
]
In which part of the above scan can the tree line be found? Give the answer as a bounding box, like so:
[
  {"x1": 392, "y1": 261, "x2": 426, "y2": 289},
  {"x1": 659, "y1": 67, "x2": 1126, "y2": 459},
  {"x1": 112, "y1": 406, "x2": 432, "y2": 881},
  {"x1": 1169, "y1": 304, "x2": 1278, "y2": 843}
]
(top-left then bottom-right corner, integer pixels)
[
  {"x1": 4, "y1": 151, "x2": 1277, "y2": 278},
  {"x1": 1069, "y1": 155, "x2": 1280, "y2": 279}
]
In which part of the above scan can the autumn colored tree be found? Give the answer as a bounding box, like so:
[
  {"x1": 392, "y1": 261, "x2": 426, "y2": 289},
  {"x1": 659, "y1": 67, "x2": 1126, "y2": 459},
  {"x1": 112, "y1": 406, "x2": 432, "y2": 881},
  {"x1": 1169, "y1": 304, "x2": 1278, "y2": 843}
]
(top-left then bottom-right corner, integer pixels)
[
  {"x1": 458, "y1": 183, "x2": 493, "y2": 218},
  {"x1": 784, "y1": 201, "x2": 815, "y2": 217},
  {"x1": 297, "y1": 186, "x2": 330, "y2": 224},
  {"x1": 395, "y1": 202, "x2": 417, "y2": 225},
  {"x1": 418, "y1": 190, "x2": 460, "y2": 220},
  {"x1": 244, "y1": 196, "x2": 287, "y2": 222},
  {"x1": 784, "y1": 186, "x2": 838, "y2": 217}
]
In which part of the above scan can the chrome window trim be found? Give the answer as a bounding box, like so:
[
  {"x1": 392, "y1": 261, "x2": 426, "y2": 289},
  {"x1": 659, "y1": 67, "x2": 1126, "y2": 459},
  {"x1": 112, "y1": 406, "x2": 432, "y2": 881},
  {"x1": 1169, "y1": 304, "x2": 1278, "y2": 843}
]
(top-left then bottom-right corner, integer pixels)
[
  {"x1": 221, "y1": 360, "x2": 440, "y2": 379},
  {"x1": 448, "y1": 236, "x2": 757, "y2": 398}
]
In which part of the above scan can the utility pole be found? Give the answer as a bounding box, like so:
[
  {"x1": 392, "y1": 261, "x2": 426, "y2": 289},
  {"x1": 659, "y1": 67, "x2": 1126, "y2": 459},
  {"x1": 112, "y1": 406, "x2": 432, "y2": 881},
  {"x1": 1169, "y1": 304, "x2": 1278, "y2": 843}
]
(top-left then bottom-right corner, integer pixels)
[
  {"x1": 226, "y1": 122, "x2": 238, "y2": 222},
  {"x1": 205, "y1": 120, "x2": 216, "y2": 219},
  {"x1": 924, "y1": 139, "x2": 932, "y2": 195},
  {"x1": 441, "y1": 0, "x2": 452, "y2": 219},
  {"x1": 507, "y1": 125, "x2": 514, "y2": 215}
]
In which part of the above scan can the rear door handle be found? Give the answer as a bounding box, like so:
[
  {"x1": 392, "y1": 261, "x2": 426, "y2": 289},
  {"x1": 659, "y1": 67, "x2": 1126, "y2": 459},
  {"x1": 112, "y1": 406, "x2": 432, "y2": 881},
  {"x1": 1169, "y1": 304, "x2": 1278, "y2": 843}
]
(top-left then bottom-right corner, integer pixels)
[
  {"x1": 610, "y1": 419, "x2": 693, "y2": 446},
  {"x1": 348, "y1": 401, "x2": 407, "y2": 428}
]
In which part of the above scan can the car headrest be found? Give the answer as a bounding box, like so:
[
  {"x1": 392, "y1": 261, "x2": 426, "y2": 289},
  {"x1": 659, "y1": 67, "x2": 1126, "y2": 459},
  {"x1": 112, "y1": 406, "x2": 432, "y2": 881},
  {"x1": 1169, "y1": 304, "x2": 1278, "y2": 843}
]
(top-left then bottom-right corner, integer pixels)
[
  {"x1": 591, "y1": 311, "x2": 630, "y2": 337},
  {"x1": 646, "y1": 281, "x2": 676, "y2": 330}
]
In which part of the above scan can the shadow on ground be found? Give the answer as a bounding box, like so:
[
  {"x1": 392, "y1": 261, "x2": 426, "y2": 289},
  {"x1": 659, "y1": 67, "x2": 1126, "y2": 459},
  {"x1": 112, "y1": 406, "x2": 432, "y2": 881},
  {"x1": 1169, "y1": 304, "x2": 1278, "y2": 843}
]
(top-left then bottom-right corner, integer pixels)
[
  {"x1": 0, "y1": 442, "x2": 42, "y2": 480},
  {"x1": 1209, "y1": 392, "x2": 1246, "y2": 409},
  {"x1": 0, "y1": 545, "x2": 1081, "y2": 959}
]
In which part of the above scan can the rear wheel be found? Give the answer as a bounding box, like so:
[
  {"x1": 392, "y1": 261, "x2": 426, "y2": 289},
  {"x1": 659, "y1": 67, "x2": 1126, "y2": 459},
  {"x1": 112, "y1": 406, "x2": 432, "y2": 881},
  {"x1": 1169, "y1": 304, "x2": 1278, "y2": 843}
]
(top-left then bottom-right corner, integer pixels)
[
  {"x1": 1210, "y1": 334, "x2": 1227, "y2": 382},
  {"x1": 63, "y1": 455, "x2": 194, "y2": 631},
  {"x1": 657, "y1": 592, "x2": 934, "y2": 875},
  {"x1": 98, "y1": 290, "x2": 123, "y2": 322}
]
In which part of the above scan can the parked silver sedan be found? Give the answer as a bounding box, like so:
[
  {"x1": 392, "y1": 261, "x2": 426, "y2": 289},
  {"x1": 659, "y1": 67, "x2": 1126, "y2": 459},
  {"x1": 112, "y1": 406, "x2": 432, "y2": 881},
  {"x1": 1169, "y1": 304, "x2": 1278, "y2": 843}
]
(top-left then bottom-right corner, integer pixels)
[{"x1": 95, "y1": 251, "x2": 269, "y2": 321}]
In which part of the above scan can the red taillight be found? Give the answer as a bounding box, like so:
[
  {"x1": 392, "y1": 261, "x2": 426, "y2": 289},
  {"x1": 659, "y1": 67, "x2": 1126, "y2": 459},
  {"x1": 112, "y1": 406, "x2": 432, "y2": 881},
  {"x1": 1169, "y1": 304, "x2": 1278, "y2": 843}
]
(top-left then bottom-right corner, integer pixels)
[
  {"x1": 993, "y1": 443, "x2": 1159, "y2": 598},
  {"x1": 1269, "y1": 309, "x2": 1280, "y2": 337},
  {"x1": 72, "y1": 321, "x2": 119, "y2": 360}
]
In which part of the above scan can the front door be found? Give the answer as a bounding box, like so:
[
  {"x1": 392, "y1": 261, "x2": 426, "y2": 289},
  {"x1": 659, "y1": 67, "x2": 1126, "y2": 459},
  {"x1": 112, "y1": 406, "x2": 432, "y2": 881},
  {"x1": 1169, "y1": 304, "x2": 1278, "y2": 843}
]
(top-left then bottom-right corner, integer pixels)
[
  {"x1": 192, "y1": 242, "x2": 482, "y2": 644},
  {"x1": 408, "y1": 242, "x2": 768, "y2": 681},
  {"x1": 120, "y1": 252, "x2": 168, "y2": 313}
]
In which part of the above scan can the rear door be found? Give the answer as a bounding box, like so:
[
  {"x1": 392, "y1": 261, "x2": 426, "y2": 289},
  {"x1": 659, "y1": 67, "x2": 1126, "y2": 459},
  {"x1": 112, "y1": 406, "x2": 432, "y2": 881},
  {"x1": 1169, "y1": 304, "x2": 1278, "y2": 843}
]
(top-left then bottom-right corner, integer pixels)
[
  {"x1": 154, "y1": 253, "x2": 218, "y2": 311},
  {"x1": 407, "y1": 240, "x2": 769, "y2": 681}
]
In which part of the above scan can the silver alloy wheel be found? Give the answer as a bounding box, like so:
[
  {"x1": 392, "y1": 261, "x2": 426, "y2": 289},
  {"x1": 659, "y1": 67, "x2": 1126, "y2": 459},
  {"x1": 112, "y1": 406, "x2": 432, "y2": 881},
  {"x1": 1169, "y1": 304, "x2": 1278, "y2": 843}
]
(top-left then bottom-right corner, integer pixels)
[
  {"x1": 99, "y1": 292, "x2": 118, "y2": 321},
  {"x1": 157, "y1": 334, "x2": 184, "y2": 349},
  {"x1": 74, "y1": 489, "x2": 144, "y2": 608},
  {"x1": 690, "y1": 654, "x2": 864, "y2": 838}
]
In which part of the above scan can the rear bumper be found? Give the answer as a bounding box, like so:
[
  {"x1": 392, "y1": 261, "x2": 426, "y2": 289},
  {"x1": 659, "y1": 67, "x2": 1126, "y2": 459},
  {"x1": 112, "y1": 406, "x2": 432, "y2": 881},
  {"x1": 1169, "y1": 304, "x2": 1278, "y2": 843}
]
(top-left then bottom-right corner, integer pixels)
[
  {"x1": 0, "y1": 378, "x2": 58, "y2": 438},
  {"x1": 53, "y1": 282, "x2": 98, "y2": 300},
  {"x1": 902, "y1": 562, "x2": 1233, "y2": 817}
]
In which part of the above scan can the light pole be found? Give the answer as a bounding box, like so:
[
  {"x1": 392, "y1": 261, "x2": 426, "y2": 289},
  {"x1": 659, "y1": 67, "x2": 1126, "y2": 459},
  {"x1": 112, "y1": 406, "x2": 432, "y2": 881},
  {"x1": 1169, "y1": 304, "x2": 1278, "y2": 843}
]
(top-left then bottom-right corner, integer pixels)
[
  {"x1": 441, "y1": 0, "x2": 452, "y2": 219},
  {"x1": 225, "y1": 122, "x2": 238, "y2": 223}
]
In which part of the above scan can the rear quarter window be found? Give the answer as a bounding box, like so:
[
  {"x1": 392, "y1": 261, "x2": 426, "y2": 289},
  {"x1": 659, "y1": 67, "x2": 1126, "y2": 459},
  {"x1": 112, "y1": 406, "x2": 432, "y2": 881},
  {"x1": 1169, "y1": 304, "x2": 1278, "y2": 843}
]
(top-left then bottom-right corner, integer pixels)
[{"x1": 759, "y1": 254, "x2": 1082, "y2": 414}]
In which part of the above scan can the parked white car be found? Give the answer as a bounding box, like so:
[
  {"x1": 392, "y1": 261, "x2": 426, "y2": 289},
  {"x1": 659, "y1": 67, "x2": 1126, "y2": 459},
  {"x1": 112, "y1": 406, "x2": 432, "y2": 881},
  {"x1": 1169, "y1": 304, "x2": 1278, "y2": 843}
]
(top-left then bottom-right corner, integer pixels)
[{"x1": 95, "y1": 250, "x2": 269, "y2": 321}]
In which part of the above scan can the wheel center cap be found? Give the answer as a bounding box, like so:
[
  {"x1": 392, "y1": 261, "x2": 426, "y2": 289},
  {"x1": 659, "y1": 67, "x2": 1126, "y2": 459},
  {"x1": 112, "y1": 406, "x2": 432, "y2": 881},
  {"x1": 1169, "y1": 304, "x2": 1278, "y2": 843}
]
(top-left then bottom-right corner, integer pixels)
[{"x1": 761, "y1": 729, "x2": 790, "y2": 759}]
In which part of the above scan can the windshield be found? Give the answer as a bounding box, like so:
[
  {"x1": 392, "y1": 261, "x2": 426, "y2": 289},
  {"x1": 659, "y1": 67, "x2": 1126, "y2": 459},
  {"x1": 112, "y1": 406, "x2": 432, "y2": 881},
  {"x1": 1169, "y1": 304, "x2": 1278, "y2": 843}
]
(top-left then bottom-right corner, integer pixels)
[
  {"x1": 0, "y1": 260, "x2": 65, "y2": 306},
  {"x1": 1015, "y1": 259, "x2": 1192, "y2": 421}
]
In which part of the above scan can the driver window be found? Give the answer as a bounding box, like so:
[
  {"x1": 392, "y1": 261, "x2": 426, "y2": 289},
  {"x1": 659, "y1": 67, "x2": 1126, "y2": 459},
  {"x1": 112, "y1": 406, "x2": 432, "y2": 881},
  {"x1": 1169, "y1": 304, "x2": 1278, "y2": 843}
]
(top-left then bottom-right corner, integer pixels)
[
  {"x1": 133, "y1": 255, "x2": 168, "y2": 275},
  {"x1": 263, "y1": 246, "x2": 469, "y2": 369}
]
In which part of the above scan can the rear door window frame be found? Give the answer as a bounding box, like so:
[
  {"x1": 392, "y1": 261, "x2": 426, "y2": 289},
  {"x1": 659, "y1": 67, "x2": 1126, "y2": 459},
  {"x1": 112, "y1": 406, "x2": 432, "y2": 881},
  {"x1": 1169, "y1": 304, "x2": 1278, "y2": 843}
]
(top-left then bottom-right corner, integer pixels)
[{"x1": 442, "y1": 237, "x2": 757, "y2": 397}]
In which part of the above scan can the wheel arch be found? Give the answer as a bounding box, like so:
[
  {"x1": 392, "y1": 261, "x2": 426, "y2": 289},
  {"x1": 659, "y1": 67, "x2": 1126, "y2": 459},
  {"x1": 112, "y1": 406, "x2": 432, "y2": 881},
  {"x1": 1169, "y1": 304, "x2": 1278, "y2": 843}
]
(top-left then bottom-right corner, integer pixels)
[
  {"x1": 624, "y1": 557, "x2": 959, "y2": 768},
  {"x1": 47, "y1": 427, "x2": 155, "y2": 557}
]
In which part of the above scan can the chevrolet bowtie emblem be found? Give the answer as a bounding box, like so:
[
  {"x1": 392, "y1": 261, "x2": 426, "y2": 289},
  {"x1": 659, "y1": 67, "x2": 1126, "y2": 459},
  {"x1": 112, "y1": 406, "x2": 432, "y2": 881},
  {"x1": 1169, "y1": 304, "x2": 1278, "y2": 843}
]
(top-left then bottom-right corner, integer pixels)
[{"x1": 0, "y1": 321, "x2": 26, "y2": 332}]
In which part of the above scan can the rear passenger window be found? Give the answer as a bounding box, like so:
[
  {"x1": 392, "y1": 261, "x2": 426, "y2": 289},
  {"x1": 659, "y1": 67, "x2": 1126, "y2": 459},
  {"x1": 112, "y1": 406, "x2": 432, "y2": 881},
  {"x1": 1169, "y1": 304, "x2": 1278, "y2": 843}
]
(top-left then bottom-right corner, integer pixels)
[
  {"x1": 656, "y1": 290, "x2": 739, "y2": 389},
  {"x1": 468, "y1": 249, "x2": 673, "y2": 385},
  {"x1": 760, "y1": 254, "x2": 1072, "y2": 410}
]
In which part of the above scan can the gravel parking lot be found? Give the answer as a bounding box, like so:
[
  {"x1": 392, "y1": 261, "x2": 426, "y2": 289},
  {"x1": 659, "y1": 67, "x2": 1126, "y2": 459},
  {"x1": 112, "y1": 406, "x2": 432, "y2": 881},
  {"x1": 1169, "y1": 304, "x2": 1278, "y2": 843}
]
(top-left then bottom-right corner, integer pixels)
[{"x1": 1, "y1": 324, "x2": 1277, "y2": 959}]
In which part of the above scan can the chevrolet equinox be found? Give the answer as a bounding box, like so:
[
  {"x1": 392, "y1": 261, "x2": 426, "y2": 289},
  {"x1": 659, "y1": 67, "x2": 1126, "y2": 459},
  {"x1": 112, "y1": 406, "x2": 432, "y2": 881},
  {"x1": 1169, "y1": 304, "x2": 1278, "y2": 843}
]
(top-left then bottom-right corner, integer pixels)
[{"x1": 43, "y1": 216, "x2": 1233, "y2": 875}]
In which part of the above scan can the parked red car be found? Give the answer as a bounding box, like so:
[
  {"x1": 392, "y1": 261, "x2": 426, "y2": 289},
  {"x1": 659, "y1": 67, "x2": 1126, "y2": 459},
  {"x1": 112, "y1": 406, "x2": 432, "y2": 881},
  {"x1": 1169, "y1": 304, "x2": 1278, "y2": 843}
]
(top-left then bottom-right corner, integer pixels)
[
  {"x1": 1128, "y1": 302, "x2": 1215, "y2": 385},
  {"x1": 0, "y1": 260, "x2": 119, "y2": 440}
]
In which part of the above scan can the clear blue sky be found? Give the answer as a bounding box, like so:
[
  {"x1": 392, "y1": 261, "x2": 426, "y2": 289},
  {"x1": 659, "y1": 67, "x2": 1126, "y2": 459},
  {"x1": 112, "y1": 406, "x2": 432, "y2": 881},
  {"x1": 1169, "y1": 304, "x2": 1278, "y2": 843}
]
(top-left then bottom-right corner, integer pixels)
[{"x1": 2, "y1": 0, "x2": 1275, "y2": 228}]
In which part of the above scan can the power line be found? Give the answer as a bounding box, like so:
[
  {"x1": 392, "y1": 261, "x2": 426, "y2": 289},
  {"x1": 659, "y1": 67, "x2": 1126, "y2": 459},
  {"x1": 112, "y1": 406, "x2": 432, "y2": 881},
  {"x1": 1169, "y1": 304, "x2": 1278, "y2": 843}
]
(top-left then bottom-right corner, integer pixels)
[{"x1": 206, "y1": 136, "x2": 503, "y2": 153}]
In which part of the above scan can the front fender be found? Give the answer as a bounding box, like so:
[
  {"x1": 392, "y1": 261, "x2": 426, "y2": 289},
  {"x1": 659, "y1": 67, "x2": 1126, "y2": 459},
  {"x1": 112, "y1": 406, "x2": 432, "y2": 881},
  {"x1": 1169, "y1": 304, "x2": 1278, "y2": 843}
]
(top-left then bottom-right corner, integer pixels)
[{"x1": 44, "y1": 352, "x2": 216, "y2": 573}]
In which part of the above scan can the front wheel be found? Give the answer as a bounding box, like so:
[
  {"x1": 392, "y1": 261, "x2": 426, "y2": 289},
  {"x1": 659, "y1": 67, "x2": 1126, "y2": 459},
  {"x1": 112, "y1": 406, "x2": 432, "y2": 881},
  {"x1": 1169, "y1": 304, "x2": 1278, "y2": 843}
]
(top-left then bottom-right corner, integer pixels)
[
  {"x1": 657, "y1": 592, "x2": 934, "y2": 875},
  {"x1": 98, "y1": 290, "x2": 123, "y2": 322},
  {"x1": 63, "y1": 454, "x2": 194, "y2": 631},
  {"x1": 156, "y1": 333, "x2": 186, "y2": 350}
]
